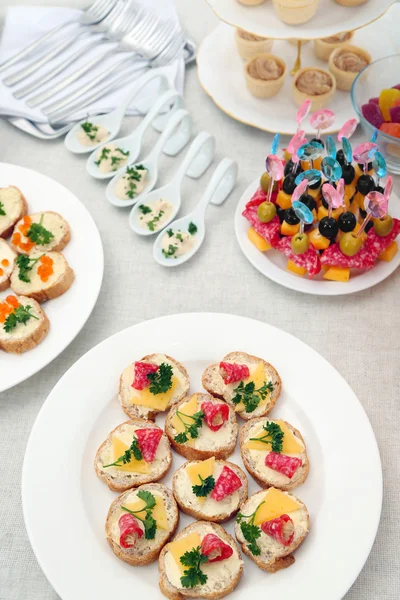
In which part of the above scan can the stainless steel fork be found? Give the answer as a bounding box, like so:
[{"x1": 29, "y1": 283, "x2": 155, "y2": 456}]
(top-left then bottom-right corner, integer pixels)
[{"x1": 0, "y1": 0, "x2": 117, "y2": 74}]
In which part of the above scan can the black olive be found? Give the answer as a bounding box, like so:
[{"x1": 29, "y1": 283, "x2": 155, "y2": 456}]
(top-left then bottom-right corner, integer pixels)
[
  {"x1": 359, "y1": 208, "x2": 367, "y2": 219},
  {"x1": 342, "y1": 164, "x2": 355, "y2": 185},
  {"x1": 284, "y1": 208, "x2": 300, "y2": 225},
  {"x1": 299, "y1": 194, "x2": 317, "y2": 212},
  {"x1": 284, "y1": 160, "x2": 302, "y2": 177},
  {"x1": 336, "y1": 149, "x2": 345, "y2": 166},
  {"x1": 309, "y1": 179, "x2": 321, "y2": 190},
  {"x1": 276, "y1": 205, "x2": 285, "y2": 223},
  {"x1": 318, "y1": 216, "x2": 339, "y2": 239},
  {"x1": 310, "y1": 137, "x2": 325, "y2": 148},
  {"x1": 356, "y1": 175, "x2": 375, "y2": 195},
  {"x1": 375, "y1": 184, "x2": 384, "y2": 193},
  {"x1": 358, "y1": 161, "x2": 373, "y2": 172},
  {"x1": 338, "y1": 211, "x2": 356, "y2": 232},
  {"x1": 282, "y1": 174, "x2": 297, "y2": 195}
]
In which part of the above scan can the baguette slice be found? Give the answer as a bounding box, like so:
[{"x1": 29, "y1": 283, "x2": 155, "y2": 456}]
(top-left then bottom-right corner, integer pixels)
[
  {"x1": 0, "y1": 239, "x2": 17, "y2": 292},
  {"x1": 235, "y1": 488, "x2": 309, "y2": 573},
  {"x1": 240, "y1": 417, "x2": 309, "y2": 491},
  {"x1": 95, "y1": 418, "x2": 172, "y2": 492},
  {"x1": 10, "y1": 251, "x2": 74, "y2": 302},
  {"x1": 0, "y1": 295, "x2": 49, "y2": 353},
  {"x1": 202, "y1": 351, "x2": 281, "y2": 420},
  {"x1": 119, "y1": 353, "x2": 190, "y2": 420},
  {"x1": 172, "y1": 459, "x2": 248, "y2": 522},
  {"x1": 159, "y1": 521, "x2": 243, "y2": 600},
  {"x1": 106, "y1": 483, "x2": 179, "y2": 566},
  {"x1": 165, "y1": 393, "x2": 238, "y2": 461},
  {"x1": 10, "y1": 211, "x2": 71, "y2": 255},
  {"x1": 0, "y1": 186, "x2": 27, "y2": 239}
]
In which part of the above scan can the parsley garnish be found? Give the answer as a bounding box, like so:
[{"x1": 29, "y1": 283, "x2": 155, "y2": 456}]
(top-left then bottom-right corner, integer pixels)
[
  {"x1": 236, "y1": 501, "x2": 265, "y2": 556},
  {"x1": 232, "y1": 380, "x2": 274, "y2": 413},
  {"x1": 121, "y1": 490, "x2": 157, "y2": 540},
  {"x1": 16, "y1": 254, "x2": 42, "y2": 283},
  {"x1": 81, "y1": 120, "x2": 98, "y2": 141},
  {"x1": 249, "y1": 421, "x2": 284, "y2": 452},
  {"x1": 3, "y1": 305, "x2": 39, "y2": 333},
  {"x1": 139, "y1": 204, "x2": 152, "y2": 215},
  {"x1": 162, "y1": 244, "x2": 178, "y2": 258},
  {"x1": 147, "y1": 210, "x2": 164, "y2": 232},
  {"x1": 174, "y1": 410, "x2": 204, "y2": 444},
  {"x1": 103, "y1": 436, "x2": 142, "y2": 468},
  {"x1": 0, "y1": 201, "x2": 5, "y2": 216},
  {"x1": 176, "y1": 232, "x2": 184, "y2": 242},
  {"x1": 146, "y1": 362, "x2": 173, "y2": 395},
  {"x1": 95, "y1": 146, "x2": 111, "y2": 166},
  {"x1": 167, "y1": 229, "x2": 174, "y2": 238},
  {"x1": 180, "y1": 546, "x2": 208, "y2": 588},
  {"x1": 192, "y1": 475, "x2": 215, "y2": 498},
  {"x1": 188, "y1": 222, "x2": 197, "y2": 235},
  {"x1": 110, "y1": 148, "x2": 130, "y2": 170},
  {"x1": 126, "y1": 165, "x2": 145, "y2": 182},
  {"x1": 27, "y1": 215, "x2": 54, "y2": 246},
  {"x1": 126, "y1": 183, "x2": 137, "y2": 199}
]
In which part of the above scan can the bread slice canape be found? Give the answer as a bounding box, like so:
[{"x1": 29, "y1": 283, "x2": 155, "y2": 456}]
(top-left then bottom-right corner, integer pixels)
[
  {"x1": 165, "y1": 393, "x2": 238, "y2": 461},
  {"x1": 10, "y1": 251, "x2": 74, "y2": 302},
  {"x1": 172, "y1": 458, "x2": 248, "y2": 523},
  {"x1": 106, "y1": 482, "x2": 179, "y2": 566},
  {"x1": 0, "y1": 186, "x2": 27, "y2": 239},
  {"x1": 119, "y1": 353, "x2": 190, "y2": 421},
  {"x1": 0, "y1": 239, "x2": 17, "y2": 292},
  {"x1": 235, "y1": 488, "x2": 309, "y2": 573},
  {"x1": 159, "y1": 521, "x2": 243, "y2": 600},
  {"x1": 10, "y1": 211, "x2": 71, "y2": 255},
  {"x1": 0, "y1": 294, "x2": 49, "y2": 353},
  {"x1": 202, "y1": 351, "x2": 281, "y2": 420},
  {"x1": 240, "y1": 417, "x2": 309, "y2": 491},
  {"x1": 95, "y1": 418, "x2": 172, "y2": 492}
]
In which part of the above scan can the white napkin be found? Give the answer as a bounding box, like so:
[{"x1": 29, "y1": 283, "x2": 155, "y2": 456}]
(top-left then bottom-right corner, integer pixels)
[{"x1": 0, "y1": 1, "x2": 185, "y2": 123}]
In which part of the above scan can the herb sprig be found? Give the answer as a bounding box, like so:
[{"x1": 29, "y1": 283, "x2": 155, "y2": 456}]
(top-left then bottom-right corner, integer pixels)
[
  {"x1": 3, "y1": 305, "x2": 39, "y2": 333},
  {"x1": 174, "y1": 410, "x2": 204, "y2": 444},
  {"x1": 81, "y1": 120, "x2": 98, "y2": 141},
  {"x1": 232, "y1": 380, "x2": 274, "y2": 413},
  {"x1": 236, "y1": 501, "x2": 265, "y2": 556},
  {"x1": 27, "y1": 215, "x2": 54, "y2": 246},
  {"x1": 139, "y1": 204, "x2": 152, "y2": 215},
  {"x1": 147, "y1": 209, "x2": 165, "y2": 232},
  {"x1": 192, "y1": 475, "x2": 215, "y2": 498},
  {"x1": 16, "y1": 254, "x2": 42, "y2": 283},
  {"x1": 125, "y1": 166, "x2": 146, "y2": 200},
  {"x1": 146, "y1": 362, "x2": 173, "y2": 395},
  {"x1": 180, "y1": 546, "x2": 209, "y2": 588},
  {"x1": 103, "y1": 436, "x2": 142, "y2": 468},
  {"x1": 162, "y1": 244, "x2": 178, "y2": 258},
  {"x1": 188, "y1": 222, "x2": 197, "y2": 235},
  {"x1": 0, "y1": 201, "x2": 5, "y2": 216},
  {"x1": 121, "y1": 490, "x2": 156, "y2": 540},
  {"x1": 249, "y1": 421, "x2": 284, "y2": 453}
]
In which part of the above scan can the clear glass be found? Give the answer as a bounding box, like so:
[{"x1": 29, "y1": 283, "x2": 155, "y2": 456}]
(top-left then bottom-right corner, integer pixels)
[{"x1": 351, "y1": 55, "x2": 400, "y2": 175}]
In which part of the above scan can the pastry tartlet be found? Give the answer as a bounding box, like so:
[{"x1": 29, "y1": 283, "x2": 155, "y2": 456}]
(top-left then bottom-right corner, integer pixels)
[
  {"x1": 292, "y1": 67, "x2": 336, "y2": 111},
  {"x1": 334, "y1": 0, "x2": 368, "y2": 6},
  {"x1": 235, "y1": 28, "x2": 273, "y2": 60},
  {"x1": 273, "y1": 0, "x2": 319, "y2": 25},
  {"x1": 314, "y1": 31, "x2": 354, "y2": 61},
  {"x1": 245, "y1": 53, "x2": 287, "y2": 98},
  {"x1": 329, "y1": 45, "x2": 371, "y2": 91}
]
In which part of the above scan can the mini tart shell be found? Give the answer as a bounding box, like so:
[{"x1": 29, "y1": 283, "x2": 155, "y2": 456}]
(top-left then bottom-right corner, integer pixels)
[
  {"x1": 314, "y1": 31, "x2": 354, "y2": 61},
  {"x1": 292, "y1": 67, "x2": 336, "y2": 111},
  {"x1": 235, "y1": 29, "x2": 273, "y2": 60},
  {"x1": 328, "y1": 45, "x2": 371, "y2": 92},
  {"x1": 334, "y1": 0, "x2": 368, "y2": 5},
  {"x1": 272, "y1": 0, "x2": 319, "y2": 25},
  {"x1": 245, "y1": 53, "x2": 287, "y2": 99}
]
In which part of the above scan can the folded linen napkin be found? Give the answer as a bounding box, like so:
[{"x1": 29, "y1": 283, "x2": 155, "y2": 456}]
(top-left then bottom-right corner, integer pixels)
[{"x1": 0, "y1": 0, "x2": 185, "y2": 123}]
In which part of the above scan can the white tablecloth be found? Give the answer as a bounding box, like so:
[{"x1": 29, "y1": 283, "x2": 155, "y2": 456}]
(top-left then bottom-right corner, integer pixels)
[{"x1": 0, "y1": 2, "x2": 399, "y2": 600}]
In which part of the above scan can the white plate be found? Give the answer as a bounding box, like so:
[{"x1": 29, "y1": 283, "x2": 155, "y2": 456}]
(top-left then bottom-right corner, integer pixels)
[
  {"x1": 206, "y1": 0, "x2": 396, "y2": 40},
  {"x1": 22, "y1": 313, "x2": 382, "y2": 600},
  {"x1": 235, "y1": 179, "x2": 400, "y2": 295},
  {"x1": 197, "y1": 16, "x2": 400, "y2": 136},
  {"x1": 0, "y1": 163, "x2": 103, "y2": 391}
]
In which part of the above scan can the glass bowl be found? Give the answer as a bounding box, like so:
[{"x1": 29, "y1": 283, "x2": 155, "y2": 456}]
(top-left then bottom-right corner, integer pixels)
[{"x1": 351, "y1": 54, "x2": 400, "y2": 175}]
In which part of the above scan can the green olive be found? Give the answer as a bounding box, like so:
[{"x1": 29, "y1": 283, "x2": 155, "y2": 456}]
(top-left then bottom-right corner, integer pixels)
[
  {"x1": 373, "y1": 215, "x2": 394, "y2": 237},
  {"x1": 257, "y1": 201, "x2": 277, "y2": 223},
  {"x1": 339, "y1": 231, "x2": 362, "y2": 257},
  {"x1": 291, "y1": 232, "x2": 310, "y2": 254},
  {"x1": 260, "y1": 172, "x2": 279, "y2": 193}
]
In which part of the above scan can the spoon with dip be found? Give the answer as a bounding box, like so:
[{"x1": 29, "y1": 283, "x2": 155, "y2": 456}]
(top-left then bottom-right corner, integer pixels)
[
  {"x1": 153, "y1": 157, "x2": 237, "y2": 267},
  {"x1": 65, "y1": 70, "x2": 171, "y2": 155},
  {"x1": 106, "y1": 108, "x2": 192, "y2": 208},
  {"x1": 85, "y1": 88, "x2": 184, "y2": 179},
  {"x1": 129, "y1": 131, "x2": 215, "y2": 237}
]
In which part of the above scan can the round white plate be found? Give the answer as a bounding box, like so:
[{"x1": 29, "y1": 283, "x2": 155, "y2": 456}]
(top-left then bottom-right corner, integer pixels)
[
  {"x1": 22, "y1": 313, "x2": 382, "y2": 600},
  {"x1": 235, "y1": 179, "x2": 400, "y2": 295},
  {"x1": 0, "y1": 163, "x2": 103, "y2": 391},
  {"x1": 206, "y1": 0, "x2": 396, "y2": 40},
  {"x1": 197, "y1": 16, "x2": 400, "y2": 135}
]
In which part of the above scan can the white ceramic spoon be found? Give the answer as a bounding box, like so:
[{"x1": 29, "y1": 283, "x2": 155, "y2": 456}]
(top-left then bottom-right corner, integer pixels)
[
  {"x1": 153, "y1": 158, "x2": 237, "y2": 267},
  {"x1": 129, "y1": 131, "x2": 215, "y2": 237},
  {"x1": 64, "y1": 70, "x2": 170, "y2": 155},
  {"x1": 106, "y1": 108, "x2": 192, "y2": 208},
  {"x1": 85, "y1": 88, "x2": 184, "y2": 180}
]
